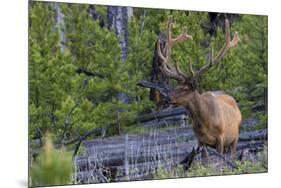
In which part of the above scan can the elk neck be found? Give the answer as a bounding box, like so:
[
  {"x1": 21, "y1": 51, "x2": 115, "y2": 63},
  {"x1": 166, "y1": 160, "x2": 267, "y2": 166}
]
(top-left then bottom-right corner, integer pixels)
[{"x1": 183, "y1": 90, "x2": 209, "y2": 126}]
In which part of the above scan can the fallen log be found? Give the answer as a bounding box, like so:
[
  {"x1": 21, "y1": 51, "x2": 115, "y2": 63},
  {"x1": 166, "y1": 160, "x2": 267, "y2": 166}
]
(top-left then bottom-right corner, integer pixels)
[
  {"x1": 140, "y1": 114, "x2": 189, "y2": 128},
  {"x1": 136, "y1": 107, "x2": 188, "y2": 123},
  {"x1": 85, "y1": 136, "x2": 193, "y2": 156},
  {"x1": 76, "y1": 139, "x2": 267, "y2": 183},
  {"x1": 83, "y1": 126, "x2": 194, "y2": 148},
  {"x1": 83, "y1": 128, "x2": 266, "y2": 153},
  {"x1": 241, "y1": 117, "x2": 259, "y2": 131},
  {"x1": 75, "y1": 126, "x2": 267, "y2": 182},
  {"x1": 76, "y1": 140, "x2": 267, "y2": 182},
  {"x1": 238, "y1": 129, "x2": 267, "y2": 142},
  {"x1": 76, "y1": 155, "x2": 186, "y2": 181},
  {"x1": 237, "y1": 141, "x2": 265, "y2": 151},
  {"x1": 76, "y1": 141, "x2": 198, "y2": 169},
  {"x1": 76, "y1": 138, "x2": 266, "y2": 172},
  {"x1": 137, "y1": 80, "x2": 172, "y2": 98}
]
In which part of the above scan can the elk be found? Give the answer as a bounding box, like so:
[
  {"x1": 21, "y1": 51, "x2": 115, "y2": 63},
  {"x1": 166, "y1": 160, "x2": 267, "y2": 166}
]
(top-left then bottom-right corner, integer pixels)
[{"x1": 157, "y1": 16, "x2": 242, "y2": 157}]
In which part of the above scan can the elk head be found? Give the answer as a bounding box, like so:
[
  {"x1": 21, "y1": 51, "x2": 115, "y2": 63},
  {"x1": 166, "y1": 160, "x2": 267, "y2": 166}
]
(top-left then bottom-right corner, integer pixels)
[{"x1": 157, "y1": 16, "x2": 240, "y2": 107}]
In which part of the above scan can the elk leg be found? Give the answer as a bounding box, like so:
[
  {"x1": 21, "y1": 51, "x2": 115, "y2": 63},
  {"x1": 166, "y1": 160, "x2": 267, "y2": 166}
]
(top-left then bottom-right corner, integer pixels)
[
  {"x1": 202, "y1": 145, "x2": 209, "y2": 159},
  {"x1": 198, "y1": 142, "x2": 209, "y2": 160},
  {"x1": 216, "y1": 135, "x2": 224, "y2": 154},
  {"x1": 230, "y1": 138, "x2": 238, "y2": 159}
]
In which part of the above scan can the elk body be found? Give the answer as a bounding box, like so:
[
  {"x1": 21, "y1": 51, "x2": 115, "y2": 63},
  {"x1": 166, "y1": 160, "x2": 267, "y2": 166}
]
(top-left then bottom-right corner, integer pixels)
[{"x1": 157, "y1": 16, "x2": 242, "y2": 157}]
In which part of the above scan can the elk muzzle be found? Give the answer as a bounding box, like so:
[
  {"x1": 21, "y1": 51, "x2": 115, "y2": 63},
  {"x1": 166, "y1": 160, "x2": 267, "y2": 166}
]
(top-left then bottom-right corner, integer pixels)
[{"x1": 167, "y1": 91, "x2": 178, "y2": 105}]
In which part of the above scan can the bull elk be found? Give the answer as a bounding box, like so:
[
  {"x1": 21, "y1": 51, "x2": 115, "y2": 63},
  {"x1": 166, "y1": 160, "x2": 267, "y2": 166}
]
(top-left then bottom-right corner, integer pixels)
[{"x1": 157, "y1": 16, "x2": 242, "y2": 157}]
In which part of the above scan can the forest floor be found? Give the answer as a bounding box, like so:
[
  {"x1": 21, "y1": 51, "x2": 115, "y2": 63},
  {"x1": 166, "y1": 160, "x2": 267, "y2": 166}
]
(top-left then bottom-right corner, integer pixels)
[{"x1": 74, "y1": 107, "x2": 267, "y2": 184}]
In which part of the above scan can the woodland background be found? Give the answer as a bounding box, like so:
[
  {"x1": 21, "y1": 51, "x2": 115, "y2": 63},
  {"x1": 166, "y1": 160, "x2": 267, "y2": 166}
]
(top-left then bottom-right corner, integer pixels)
[{"x1": 29, "y1": 1, "x2": 268, "y2": 186}]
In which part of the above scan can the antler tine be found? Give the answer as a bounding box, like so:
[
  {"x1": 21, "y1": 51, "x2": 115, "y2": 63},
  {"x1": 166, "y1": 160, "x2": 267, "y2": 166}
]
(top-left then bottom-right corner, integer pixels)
[
  {"x1": 157, "y1": 40, "x2": 166, "y2": 62},
  {"x1": 172, "y1": 26, "x2": 193, "y2": 46},
  {"x1": 157, "y1": 16, "x2": 193, "y2": 82},
  {"x1": 157, "y1": 40, "x2": 186, "y2": 81},
  {"x1": 157, "y1": 40, "x2": 177, "y2": 72},
  {"x1": 229, "y1": 32, "x2": 240, "y2": 48},
  {"x1": 187, "y1": 57, "x2": 195, "y2": 78},
  {"x1": 159, "y1": 64, "x2": 185, "y2": 82},
  {"x1": 165, "y1": 16, "x2": 176, "y2": 61},
  {"x1": 194, "y1": 19, "x2": 240, "y2": 78},
  {"x1": 167, "y1": 16, "x2": 173, "y2": 44},
  {"x1": 175, "y1": 61, "x2": 189, "y2": 80},
  {"x1": 212, "y1": 19, "x2": 237, "y2": 64}
]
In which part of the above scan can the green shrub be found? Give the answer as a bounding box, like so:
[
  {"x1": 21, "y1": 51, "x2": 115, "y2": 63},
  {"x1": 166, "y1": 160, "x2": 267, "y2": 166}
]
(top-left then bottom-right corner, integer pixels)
[{"x1": 30, "y1": 135, "x2": 73, "y2": 187}]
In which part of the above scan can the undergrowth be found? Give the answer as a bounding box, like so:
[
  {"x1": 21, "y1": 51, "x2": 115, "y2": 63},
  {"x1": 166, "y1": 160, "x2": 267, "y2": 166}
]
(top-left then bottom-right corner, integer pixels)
[{"x1": 154, "y1": 146, "x2": 267, "y2": 179}]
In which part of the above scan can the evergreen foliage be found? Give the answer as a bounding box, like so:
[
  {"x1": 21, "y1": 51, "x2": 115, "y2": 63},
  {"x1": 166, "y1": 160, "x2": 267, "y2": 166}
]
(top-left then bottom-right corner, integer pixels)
[{"x1": 29, "y1": 2, "x2": 268, "y2": 185}]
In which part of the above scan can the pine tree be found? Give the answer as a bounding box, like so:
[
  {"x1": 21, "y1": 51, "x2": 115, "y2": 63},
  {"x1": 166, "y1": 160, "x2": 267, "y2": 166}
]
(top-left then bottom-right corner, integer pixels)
[{"x1": 231, "y1": 15, "x2": 268, "y2": 120}]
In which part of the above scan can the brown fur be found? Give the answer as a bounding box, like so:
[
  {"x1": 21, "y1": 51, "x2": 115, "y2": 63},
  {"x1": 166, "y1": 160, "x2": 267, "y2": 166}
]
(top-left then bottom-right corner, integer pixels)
[{"x1": 170, "y1": 86, "x2": 242, "y2": 157}]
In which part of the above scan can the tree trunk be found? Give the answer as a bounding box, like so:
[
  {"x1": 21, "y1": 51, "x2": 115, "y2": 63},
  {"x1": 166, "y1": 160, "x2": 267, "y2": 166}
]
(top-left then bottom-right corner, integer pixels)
[
  {"x1": 107, "y1": 6, "x2": 133, "y2": 104},
  {"x1": 107, "y1": 6, "x2": 133, "y2": 60},
  {"x1": 53, "y1": 3, "x2": 66, "y2": 52}
]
